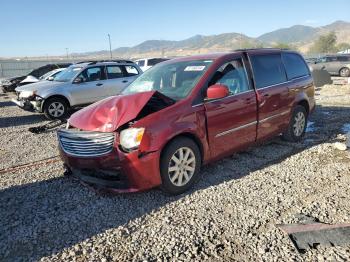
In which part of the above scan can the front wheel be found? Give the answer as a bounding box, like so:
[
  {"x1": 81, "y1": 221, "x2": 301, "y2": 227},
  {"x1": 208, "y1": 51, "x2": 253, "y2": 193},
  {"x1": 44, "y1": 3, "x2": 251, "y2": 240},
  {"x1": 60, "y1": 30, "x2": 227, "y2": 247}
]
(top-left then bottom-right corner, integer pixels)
[
  {"x1": 339, "y1": 67, "x2": 350, "y2": 77},
  {"x1": 43, "y1": 97, "x2": 68, "y2": 120},
  {"x1": 282, "y1": 105, "x2": 307, "y2": 142},
  {"x1": 160, "y1": 137, "x2": 201, "y2": 195}
]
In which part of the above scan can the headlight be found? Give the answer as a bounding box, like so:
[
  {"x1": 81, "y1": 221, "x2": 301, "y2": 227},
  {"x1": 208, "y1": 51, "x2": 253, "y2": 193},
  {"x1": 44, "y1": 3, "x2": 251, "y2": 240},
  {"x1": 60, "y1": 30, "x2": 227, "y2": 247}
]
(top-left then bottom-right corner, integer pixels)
[
  {"x1": 19, "y1": 90, "x2": 36, "y2": 98},
  {"x1": 120, "y1": 127, "x2": 145, "y2": 150}
]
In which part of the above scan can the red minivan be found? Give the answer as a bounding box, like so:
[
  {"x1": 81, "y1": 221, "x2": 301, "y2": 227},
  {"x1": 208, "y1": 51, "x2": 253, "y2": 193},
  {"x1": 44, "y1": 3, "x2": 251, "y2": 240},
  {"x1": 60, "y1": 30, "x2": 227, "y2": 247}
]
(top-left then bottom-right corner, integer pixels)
[{"x1": 58, "y1": 49, "x2": 315, "y2": 194}]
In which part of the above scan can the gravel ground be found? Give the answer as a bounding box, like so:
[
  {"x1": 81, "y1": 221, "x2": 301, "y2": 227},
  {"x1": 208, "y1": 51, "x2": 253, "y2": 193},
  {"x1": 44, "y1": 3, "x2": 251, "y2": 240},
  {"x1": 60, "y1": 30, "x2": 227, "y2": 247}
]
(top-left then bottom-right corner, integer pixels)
[{"x1": 1, "y1": 83, "x2": 350, "y2": 261}]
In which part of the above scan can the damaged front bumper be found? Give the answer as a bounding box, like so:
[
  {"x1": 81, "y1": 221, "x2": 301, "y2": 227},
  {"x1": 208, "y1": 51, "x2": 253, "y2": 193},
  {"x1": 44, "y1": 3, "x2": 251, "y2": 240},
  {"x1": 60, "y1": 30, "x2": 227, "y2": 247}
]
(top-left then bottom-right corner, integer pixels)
[
  {"x1": 11, "y1": 95, "x2": 43, "y2": 112},
  {"x1": 57, "y1": 129, "x2": 162, "y2": 193}
]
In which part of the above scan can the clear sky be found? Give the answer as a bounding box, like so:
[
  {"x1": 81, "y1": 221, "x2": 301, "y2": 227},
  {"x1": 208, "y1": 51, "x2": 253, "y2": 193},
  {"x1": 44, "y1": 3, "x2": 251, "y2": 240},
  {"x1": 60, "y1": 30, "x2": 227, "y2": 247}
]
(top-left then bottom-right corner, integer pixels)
[{"x1": 0, "y1": 0, "x2": 349, "y2": 57}]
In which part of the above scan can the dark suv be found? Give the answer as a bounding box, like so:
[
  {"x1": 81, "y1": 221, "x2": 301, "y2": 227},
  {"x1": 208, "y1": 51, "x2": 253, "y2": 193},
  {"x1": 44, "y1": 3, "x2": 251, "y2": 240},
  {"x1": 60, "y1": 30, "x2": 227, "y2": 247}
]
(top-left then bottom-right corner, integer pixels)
[
  {"x1": 312, "y1": 55, "x2": 350, "y2": 77},
  {"x1": 58, "y1": 49, "x2": 315, "y2": 195},
  {"x1": 1, "y1": 63, "x2": 72, "y2": 92}
]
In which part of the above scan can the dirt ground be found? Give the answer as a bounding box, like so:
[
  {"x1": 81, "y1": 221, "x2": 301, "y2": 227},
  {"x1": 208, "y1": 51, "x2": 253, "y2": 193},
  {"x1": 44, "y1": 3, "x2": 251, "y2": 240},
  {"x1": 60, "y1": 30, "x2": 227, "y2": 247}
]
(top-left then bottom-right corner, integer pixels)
[{"x1": 0, "y1": 81, "x2": 350, "y2": 261}]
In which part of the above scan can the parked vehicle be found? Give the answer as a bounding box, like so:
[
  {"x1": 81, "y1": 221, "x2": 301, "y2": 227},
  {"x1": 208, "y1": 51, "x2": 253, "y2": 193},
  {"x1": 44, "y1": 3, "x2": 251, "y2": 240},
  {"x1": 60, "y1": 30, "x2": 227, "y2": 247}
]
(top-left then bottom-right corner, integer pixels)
[
  {"x1": 58, "y1": 49, "x2": 315, "y2": 195},
  {"x1": 135, "y1": 58, "x2": 169, "y2": 71},
  {"x1": 311, "y1": 54, "x2": 350, "y2": 77},
  {"x1": 19, "y1": 68, "x2": 66, "y2": 85},
  {"x1": 1, "y1": 63, "x2": 71, "y2": 92},
  {"x1": 12, "y1": 60, "x2": 142, "y2": 119}
]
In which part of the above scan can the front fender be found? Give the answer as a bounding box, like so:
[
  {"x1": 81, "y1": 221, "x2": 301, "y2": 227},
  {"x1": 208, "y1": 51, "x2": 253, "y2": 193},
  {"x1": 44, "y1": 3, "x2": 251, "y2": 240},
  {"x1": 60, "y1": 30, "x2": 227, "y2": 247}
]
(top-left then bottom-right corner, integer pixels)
[
  {"x1": 39, "y1": 90, "x2": 73, "y2": 108},
  {"x1": 138, "y1": 110, "x2": 210, "y2": 163}
]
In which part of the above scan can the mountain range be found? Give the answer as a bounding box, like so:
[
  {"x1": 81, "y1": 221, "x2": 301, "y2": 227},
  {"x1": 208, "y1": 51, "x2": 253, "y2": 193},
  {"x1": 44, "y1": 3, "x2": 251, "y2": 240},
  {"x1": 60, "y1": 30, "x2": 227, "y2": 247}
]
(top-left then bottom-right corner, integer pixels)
[{"x1": 74, "y1": 20, "x2": 350, "y2": 59}]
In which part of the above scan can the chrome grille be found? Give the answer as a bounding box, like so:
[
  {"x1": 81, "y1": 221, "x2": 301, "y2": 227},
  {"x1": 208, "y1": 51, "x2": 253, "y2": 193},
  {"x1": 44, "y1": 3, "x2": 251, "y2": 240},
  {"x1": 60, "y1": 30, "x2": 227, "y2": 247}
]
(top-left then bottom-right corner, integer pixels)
[{"x1": 57, "y1": 129, "x2": 115, "y2": 157}]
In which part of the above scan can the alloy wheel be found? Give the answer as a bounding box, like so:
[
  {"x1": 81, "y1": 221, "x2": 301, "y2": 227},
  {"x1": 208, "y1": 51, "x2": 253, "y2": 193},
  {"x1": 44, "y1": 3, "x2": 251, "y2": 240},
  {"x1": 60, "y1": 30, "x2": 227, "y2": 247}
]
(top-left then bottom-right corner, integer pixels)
[
  {"x1": 168, "y1": 147, "x2": 196, "y2": 187},
  {"x1": 48, "y1": 102, "x2": 65, "y2": 118},
  {"x1": 293, "y1": 111, "x2": 306, "y2": 137},
  {"x1": 340, "y1": 68, "x2": 350, "y2": 77}
]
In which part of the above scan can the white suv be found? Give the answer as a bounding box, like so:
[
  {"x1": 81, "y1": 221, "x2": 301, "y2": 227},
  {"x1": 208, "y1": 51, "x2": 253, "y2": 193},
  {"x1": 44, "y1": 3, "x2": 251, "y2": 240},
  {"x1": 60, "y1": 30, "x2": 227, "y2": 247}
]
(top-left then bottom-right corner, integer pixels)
[
  {"x1": 135, "y1": 58, "x2": 169, "y2": 72},
  {"x1": 13, "y1": 60, "x2": 142, "y2": 119}
]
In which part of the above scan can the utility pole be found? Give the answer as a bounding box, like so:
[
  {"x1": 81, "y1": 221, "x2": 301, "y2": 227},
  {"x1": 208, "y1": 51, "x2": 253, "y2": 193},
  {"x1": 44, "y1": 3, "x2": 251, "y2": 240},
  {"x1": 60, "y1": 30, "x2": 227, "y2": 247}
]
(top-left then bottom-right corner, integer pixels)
[
  {"x1": 65, "y1": 48, "x2": 69, "y2": 60},
  {"x1": 239, "y1": 33, "x2": 242, "y2": 49},
  {"x1": 108, "y1": 34, "x2": 112, "y2": 59}
]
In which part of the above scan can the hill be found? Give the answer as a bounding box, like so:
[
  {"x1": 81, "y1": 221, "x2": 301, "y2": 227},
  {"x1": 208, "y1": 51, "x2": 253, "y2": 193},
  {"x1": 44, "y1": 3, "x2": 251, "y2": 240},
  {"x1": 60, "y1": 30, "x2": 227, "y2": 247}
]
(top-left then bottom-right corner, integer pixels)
[{"x1": 72, "y1": 20, "x2": 350, "y2": 58}]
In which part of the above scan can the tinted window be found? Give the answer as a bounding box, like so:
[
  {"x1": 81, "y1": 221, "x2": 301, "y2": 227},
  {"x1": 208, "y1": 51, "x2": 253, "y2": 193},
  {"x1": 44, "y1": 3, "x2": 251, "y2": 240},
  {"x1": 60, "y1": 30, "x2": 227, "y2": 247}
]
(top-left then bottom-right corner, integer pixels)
[
  {"x1": 77, "y1": 66, "x2": 104, "y2": 82},
  {"x1": 106, "y1": 65, "x2": 123, "y2": 79},
  {"x1": 282, "y1": 53, "x2": 309, "y2": 80},
  {"x1": 124, "y1": 66, "x2": 139, "y2": 76},
  {"x1": 337, "y1": 56, "x2": 350, "y2": 62},
  {"x1": 326, "y1": 56, "x2": 337, "y2": 62},
  {"x1": 210, "y1": 58, "x2": 251, "y2": 94},
  {"x1": 250, "y1": 54, "x2": 287, "y2": 89},
  {"x1": 148, "y1": 58, "x2": 168, "y2": 66}
]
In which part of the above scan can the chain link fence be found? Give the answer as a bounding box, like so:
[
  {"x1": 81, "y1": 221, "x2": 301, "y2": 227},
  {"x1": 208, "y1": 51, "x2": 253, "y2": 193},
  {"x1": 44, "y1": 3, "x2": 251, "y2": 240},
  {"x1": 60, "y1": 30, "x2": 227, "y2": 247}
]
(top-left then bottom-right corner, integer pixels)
[{"x1": 0, "y1": 59, "x2": 76, "y2": 78}]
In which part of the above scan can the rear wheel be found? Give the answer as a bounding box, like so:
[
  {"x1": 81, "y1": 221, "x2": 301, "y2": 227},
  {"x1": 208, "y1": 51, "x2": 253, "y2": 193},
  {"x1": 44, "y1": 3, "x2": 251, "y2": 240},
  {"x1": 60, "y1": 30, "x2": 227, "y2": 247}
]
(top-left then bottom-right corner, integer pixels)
[
  {"x1": 282, "y1": 105, "x2": 307, "y2": 142},
  {"x1": 160, "y1": 137, "x2": 201, "y2": 195},
  {"x1": 339, "y1": 67, "x2": 350, "y2": 77},
  {"x1": 43, "y1": 97, "x2": 68, "y2": 120}
]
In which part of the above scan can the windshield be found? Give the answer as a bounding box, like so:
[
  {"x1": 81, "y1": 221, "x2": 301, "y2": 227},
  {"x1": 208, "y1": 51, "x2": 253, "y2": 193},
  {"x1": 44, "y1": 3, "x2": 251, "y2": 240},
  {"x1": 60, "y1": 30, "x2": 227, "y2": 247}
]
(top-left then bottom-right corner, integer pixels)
[
  {"x1": 122, "y1": 59, "x2": 213, "y2": 100},
  {"x1": 39, "y1": 70, "x2": 58, "y2": 80},
  {"x1": 54, "y1": 67, "x2": 82, "y2": 82}
]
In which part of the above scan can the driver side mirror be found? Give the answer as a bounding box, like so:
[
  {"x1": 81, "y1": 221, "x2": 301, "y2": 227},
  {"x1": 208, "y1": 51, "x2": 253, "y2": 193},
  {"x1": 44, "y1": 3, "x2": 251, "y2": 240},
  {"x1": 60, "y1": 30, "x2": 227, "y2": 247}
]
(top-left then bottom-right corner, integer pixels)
[
  {"x1": 206, "y1": 84, "x2": 229, "y2": 100},
  {"x1": 47, "y1": 76, "x2": 54, "y2": 81},
  {"x1": 73, "y1": 77, "x2": 83, "y2": 84}
]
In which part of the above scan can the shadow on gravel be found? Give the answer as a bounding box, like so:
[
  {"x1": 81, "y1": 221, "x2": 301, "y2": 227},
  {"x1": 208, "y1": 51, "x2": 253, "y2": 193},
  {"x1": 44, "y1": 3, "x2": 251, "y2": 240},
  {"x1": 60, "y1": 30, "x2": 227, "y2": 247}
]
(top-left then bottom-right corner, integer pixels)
[
  {"x1": 0, "y1": 101, "x2": 15, "y2": 107},
  {"x1": 0, "y1": 114, "x2": 48, "y2": 128},
  {"x1": 1, "y1": 105, "x2": 350, "y2": 261}
]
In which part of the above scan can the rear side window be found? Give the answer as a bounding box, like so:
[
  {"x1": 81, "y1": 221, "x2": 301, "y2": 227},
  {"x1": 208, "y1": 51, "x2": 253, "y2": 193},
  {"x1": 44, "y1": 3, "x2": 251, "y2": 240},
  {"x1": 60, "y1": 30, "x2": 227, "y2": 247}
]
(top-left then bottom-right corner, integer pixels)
[
  {"x1": 124, "y1": 66, "x2": 139, "y2": 76},
  {"x1": 250, "y1": 54, "x2": 287, "y2": 89},
  {"x1": 282, "y1": 53, "x2": 310, "y2": 80},
  {"x1": 337, "y1": 56, "x2": 350, "y2": 62},
  {"x1": 106, "y1": 66, "x2": 123, "y2": 79}
]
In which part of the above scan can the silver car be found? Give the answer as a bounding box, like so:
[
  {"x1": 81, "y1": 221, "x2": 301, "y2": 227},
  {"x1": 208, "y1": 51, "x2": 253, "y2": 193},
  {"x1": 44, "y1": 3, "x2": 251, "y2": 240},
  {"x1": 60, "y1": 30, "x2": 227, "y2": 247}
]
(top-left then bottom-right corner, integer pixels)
[
  {"x1": 310, "y1": 55, "x2": 350, "y2": 77},
  {"x1": 13, "y1": 60, "x2": 142, "y2": 119}
]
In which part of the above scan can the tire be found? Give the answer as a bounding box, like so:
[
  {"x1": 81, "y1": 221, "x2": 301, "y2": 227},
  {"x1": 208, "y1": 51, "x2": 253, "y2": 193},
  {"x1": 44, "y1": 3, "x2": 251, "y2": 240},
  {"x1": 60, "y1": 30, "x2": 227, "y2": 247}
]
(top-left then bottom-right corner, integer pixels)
[
  {"x1": 339, "y1": 67, "x2": 350, "y2": 77},
  {"x1": 282, "y1": 105, "x2": 307, "y2": 142},
  {"x1": 43, "y1": 97, "x2": 69, "y2": 120},
  {"x1": 160, "y1": 137, "x2": 201, "y2": 195}
]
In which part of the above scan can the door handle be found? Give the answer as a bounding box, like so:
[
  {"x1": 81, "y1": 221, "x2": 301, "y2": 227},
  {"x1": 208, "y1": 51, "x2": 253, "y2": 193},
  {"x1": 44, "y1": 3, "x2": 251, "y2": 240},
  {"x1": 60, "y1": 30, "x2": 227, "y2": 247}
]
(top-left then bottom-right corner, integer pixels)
[
  {"x1": 263, "y1": 94, "x2": 270, "y2": 97},
  {"x1": 96, "y1": 83, "x2": 103, "y2": 86},
  {"x1": 122, "y1": 80, "x2": 128, "y2": 83}
]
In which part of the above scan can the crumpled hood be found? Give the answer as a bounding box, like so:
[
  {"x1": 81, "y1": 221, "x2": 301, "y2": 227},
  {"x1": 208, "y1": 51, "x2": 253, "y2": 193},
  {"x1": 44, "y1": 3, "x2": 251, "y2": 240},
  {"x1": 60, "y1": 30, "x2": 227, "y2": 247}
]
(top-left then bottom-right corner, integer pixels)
[
  {"x1": 20, "y1": 75, "x2": 39, "y2": 83},
  {"x1": 2, "y1": 75, "x2": 25, "y2": 84},
  {"x1": 69, "y1": 91, "x2": 160, "y2": 132},
  {"x1": 15, "y1": 80, "x2": 64, "y2": 92}
]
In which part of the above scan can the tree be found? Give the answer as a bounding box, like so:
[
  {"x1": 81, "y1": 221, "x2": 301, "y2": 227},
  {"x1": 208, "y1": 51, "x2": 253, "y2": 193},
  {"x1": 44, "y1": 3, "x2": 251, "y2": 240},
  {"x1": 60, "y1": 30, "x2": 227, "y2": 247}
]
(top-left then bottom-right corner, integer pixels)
[
  {"x1": 337, "y1": 42, "x2": 350, "y2": 52},
  {"x1": 273, "y1": 42, "x2": 293, "y2": 49},
  {"x1": 309, "y1": 32, "x2": 338, "y2": 53}
]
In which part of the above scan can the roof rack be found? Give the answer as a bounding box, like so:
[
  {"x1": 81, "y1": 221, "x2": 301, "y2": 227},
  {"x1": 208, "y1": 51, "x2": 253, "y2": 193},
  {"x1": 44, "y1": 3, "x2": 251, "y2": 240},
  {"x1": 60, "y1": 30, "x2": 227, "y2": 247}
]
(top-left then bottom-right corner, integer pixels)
[
  {"x1": 74, "y1": 60, "x2": 134, "y2": 65},
  {"x1": 234, "y1": 47, "x2": 285, "y2": 52},
  {"x1": 87, "y1": 60, "x2": 134, "y2": 65},
  {"x1": 75, "y1": 61, "x2": 96, "y2": 64}
]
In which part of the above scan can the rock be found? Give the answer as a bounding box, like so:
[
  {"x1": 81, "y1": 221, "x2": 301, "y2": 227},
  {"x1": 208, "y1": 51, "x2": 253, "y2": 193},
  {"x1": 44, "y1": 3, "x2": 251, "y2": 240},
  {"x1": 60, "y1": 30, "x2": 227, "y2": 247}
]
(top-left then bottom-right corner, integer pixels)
[{"x1": 333, "y1": 142, "x2": 347, "y2": 151}]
